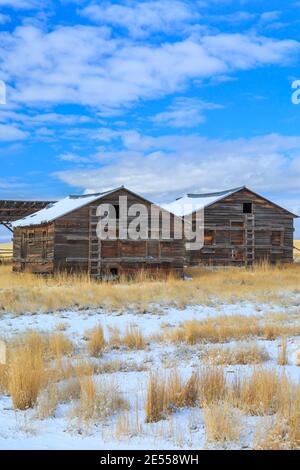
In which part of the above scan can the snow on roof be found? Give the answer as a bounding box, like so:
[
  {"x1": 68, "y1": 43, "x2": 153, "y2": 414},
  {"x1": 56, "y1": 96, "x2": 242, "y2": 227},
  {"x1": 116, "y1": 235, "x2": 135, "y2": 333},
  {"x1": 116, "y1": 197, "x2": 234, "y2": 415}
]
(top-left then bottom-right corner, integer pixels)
[
  {"x1": 12, "y1": 188, "x2": 122, "y2": 228},
  {"x1": 162, "y1": 187, "x2": 244, "y2": 217}
]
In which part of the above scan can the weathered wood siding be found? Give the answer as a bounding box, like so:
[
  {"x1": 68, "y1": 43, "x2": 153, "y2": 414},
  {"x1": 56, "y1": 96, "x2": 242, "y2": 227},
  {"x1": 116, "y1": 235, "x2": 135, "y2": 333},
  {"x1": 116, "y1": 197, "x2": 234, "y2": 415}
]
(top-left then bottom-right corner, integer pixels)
[
  {"x1": 54, "y1": 188, "x2": 184, "y2": 277},
  {"x1": 13, "y1": 223, "x2": 55, "y2": 273},
  {"x1": 13, "y1": 187, "x2": 294, "y2": 275},
  {"x1": 188, "y1": 188, "x2": 295, "y2": 266}
]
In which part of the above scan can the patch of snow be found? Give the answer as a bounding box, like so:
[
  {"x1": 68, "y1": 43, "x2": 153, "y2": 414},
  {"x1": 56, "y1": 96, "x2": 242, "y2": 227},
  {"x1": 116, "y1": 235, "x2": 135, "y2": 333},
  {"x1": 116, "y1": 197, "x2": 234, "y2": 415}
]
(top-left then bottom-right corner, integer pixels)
[{"x1": 11, "y1": 188, "x2": 121, "y2": 228}]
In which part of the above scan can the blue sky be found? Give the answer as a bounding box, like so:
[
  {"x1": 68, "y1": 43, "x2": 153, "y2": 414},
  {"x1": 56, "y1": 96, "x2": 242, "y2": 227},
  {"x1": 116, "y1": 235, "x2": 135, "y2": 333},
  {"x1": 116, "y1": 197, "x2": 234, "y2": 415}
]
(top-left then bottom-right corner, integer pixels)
[{"x1": 1, "y1": 0, "x2": 300, "y2": 240}]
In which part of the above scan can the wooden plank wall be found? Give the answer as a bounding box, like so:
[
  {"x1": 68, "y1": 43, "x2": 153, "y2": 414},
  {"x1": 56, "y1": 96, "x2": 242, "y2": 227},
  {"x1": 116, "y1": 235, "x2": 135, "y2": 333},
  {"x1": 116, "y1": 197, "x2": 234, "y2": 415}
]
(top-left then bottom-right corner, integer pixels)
[
  {"x1": 52, "y1": 188, "x2": 185, "y2": 277},
  {"x1": 13, "y1": 223, "x2": 55, "y2": 273},
  {"x1": 188, "y1": 188, "x2": 294, "y2": 266},
  {"x1": 53, "y1": 203, "x2": 90, "y2": 273},
  {"x1": 12, "y1": 187, "x2": 294, "y2": 275},
  {"x1": 88, "y1": 189, "x2": 185, "y2": 278}
]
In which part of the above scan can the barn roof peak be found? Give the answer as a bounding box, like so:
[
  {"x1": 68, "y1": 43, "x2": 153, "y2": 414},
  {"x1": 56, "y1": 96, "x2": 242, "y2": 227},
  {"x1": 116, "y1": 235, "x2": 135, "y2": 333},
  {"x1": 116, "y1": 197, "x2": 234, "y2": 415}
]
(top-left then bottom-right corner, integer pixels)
[
  {"x1": 185, "y1": 186, "x2": 244, "y2": 199},
  {"x1": 164, "y1": 186, "x2": 298, "y2": 217},
  {"x1": 11, "y1": 186, "x2": 125, "y2": 228}
]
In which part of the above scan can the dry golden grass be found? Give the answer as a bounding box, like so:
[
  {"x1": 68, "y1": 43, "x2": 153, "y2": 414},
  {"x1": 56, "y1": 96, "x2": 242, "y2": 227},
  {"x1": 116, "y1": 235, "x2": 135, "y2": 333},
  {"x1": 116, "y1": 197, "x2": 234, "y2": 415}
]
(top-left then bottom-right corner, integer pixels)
[
  {"x1": 46, "y1": 358, "x2": 96, "y2": 384},
  {"x1": 55, "y1": 322, "x2": 68, "y2": 331},
  {"x1": 278, "y1": 336, "x2": 288, "y2": 366},
  {"x1": 95, "y1": 360, "x2": 147, "y2": 374},
  {"x1": 37, "y1": 383, "x2": 59, "y2": 419},
  {"x1": 228, "y1": 368, "x2": 293, "y2": 416},
  {"x1": 1, "y1": 262, "x2": 300, "y2": 313},
  {"x1": 2, "y1": 321, "x2": 300, "y2": 448},
  {"x1": 11, "y1": 330, "x2": 48, "y2": 358},
  {"x1": 164, "y1": 315, "x2": 300, "y2": 345},
  {"x1": 108, "y1": 326, "x2": 122, "y2": 348},
  {"x1": 294, "y1": 240, "x2": 300, "y2": 261},
  {"x1": 115, "y1": 410, "x2": 143, "y2": 439},
  {"x1": 198, "y1": 367, "x2": 226, "y2": 406},
  {"x1": 0, "y1": 364, "x2": 7, "y2": 393},
  {"x1": 71, "y1": 376, "x2": 128, "y2": 423},
  {"x1": 48, "y1": 332, "x2": 74, "y2": 360},
  {"x1": 202, "y1": 343, "x2": 269, "y2": 365},
  {"x1": 0, "y1": 242, "x2": 12, "y2": 260},
  {"x1": 86, "y1": 325, "x2": 105, "y2": 357},
  {"x1": 292, "y1": 348, "x2": 300, "y2": 366},
  {"x1": 203, "y1": 403, "x2": 241, "y2": 443},
  {"x1": 144, "y1": 366, "x2": 299, "y2": 435},
  {"x1": 123, "y1": 326, "x2": 146, "y2": 350},
  {"x1": 107, "y1": 325, "x2": 146, "y2": 350},
  {"x1": 145, "y1": 372, "x2": 166, "y2": 423},
  {"x1": 164, "y1": 370, "x2": 198, "y2": 411},
  {"x1": 254, "y1": 397, "x2": 300, "y2": 450},
  {"x1": 8, "y1": 346, "x2": 44, "y2": 410},
  {"x1": 145, "y1": 369, "x2": 199, "y2": 423}
]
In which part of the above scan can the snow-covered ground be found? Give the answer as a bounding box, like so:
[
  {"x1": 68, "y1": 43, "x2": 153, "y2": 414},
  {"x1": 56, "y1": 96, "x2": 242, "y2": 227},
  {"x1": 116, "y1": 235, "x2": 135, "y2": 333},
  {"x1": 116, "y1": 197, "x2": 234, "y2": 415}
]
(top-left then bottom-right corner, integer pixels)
[{"x1": 0, "y1": 298, "x2": 299, "y2": 450}]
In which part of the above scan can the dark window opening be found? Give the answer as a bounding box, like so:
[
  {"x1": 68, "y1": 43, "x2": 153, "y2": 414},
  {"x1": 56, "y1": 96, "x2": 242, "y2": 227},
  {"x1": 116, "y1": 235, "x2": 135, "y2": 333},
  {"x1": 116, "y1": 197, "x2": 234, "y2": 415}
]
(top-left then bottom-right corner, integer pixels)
[
  {"x1": 243, "y1": 202, "x2": 252, "y2": 214},
  {"x1": 113, "y1": 205, "x2": 120, "y2": 219},
  {"x1": 110, "y1": 267, "x2": 118, "y2": 277},
  {"x1": 204, "y1": 230, "x2": 214, "y2": 245}
]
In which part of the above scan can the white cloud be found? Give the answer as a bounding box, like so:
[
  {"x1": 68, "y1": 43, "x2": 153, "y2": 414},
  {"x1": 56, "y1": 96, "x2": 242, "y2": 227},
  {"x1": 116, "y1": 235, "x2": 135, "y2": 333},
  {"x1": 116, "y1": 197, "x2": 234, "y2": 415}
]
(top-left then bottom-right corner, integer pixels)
[
  {"x1": 201, "y1": 34, "x2": 298, "y2": 70},
  {"x1": 0, "y1": 13, "x2": 10, "y2": 23},
  {"x1": 58, "y1": 152, "x2": 91, "y2": 163},
  {"x1": 0, "y1": 24, "x2": 298, "y2": 112},
  {"x1": 260, "y1": 11, "x2": 281, "y2": 23},
  {"x1": 151, "y1": 97, "x2": 222, "y2": 127},
  {"x1": 0, "y1": 110, "x2": 93, "y2": 125},
  {"x1": 55, "y1": 133, "x2": 300, "y2": 208},
  {"x1": 79, "y1": 0, "x2": 198, "y2": 38},
  {"x1": 0, "y1": 124, "x2": 27, "y2": 140},
  {"x1": 0, "y1": 0, "x2": 42, "y2": 8},
  {"x1": 207, "y1": 11, "x2": 256, "y2": 24}
]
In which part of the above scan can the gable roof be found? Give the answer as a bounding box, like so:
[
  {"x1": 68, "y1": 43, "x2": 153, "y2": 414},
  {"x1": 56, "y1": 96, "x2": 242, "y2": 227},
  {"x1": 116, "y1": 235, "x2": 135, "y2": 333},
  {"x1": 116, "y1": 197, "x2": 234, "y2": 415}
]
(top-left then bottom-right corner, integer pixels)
[
  {"x1": 11, "y1": 187, "x2": 124, "y2": 228},
  {"x1": 163, "y1": 186, "x2": 298, "y2": 217},
  {"x1": 11, "y1": 186, "x2": 182, "y2": 229},
  {"x1": 163, "y1": 187, "x2": 243, "y2": 217}
]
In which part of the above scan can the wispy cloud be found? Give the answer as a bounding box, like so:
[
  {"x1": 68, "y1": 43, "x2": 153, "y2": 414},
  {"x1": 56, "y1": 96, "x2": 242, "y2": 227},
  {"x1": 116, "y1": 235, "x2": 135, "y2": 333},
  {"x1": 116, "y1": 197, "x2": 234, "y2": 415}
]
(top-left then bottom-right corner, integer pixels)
[
  {"x1": 207, "y1": 11, "x2": 256, "y2": 24},
  {"x1": 58, "y1": 151, "x2": 91, "y2": 163},
  {"x1": 0, "y1": 13, "x2": 10, "y2": 24},
  {"x1": 0, "y1": 24, "x2": 298, "y2": 113},
  {"x1": 0, "y1": 124, "x2": 27, "y2": 141},
  {"x1": 151, "y1": 97, "x2": 222, "y2": 128},
  {"x1": 55, "y1": 132, "x2": 300, "y2": 206},
  {"x1": 0, "y1": 0, "x2": 43, "y2": 8},
  {"x1": 79, "y1": 0, "x2": 198, "y2": 38}
]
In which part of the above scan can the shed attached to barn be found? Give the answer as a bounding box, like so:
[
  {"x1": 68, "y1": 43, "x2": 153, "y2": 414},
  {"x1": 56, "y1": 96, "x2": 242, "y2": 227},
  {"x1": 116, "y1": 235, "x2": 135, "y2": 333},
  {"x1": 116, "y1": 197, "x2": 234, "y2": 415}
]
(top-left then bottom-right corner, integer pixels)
[
  {"x1": 164, "y1": 186, "x2": 298, "y2": 266},
  {"x1": 12, "y1": 187, "x2": 185, "y2": 278}
]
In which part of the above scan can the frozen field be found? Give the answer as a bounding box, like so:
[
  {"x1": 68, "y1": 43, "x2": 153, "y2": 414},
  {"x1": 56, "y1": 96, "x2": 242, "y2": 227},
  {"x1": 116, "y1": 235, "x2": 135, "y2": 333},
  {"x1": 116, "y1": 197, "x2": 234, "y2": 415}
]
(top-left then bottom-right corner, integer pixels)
[{"x1": 0, "y1": 294, "x2": 300, "y2": 450}]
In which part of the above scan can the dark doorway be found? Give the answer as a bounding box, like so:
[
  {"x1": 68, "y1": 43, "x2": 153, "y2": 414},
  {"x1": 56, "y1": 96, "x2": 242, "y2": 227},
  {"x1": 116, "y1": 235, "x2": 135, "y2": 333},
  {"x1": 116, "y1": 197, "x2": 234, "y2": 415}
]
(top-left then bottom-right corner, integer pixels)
[
  {"x1": 110, "y1": 267, "x2": 118, "y2": 277},
  {"x1": 243, "y1": 202, "x2": 252, "y2": 214}
]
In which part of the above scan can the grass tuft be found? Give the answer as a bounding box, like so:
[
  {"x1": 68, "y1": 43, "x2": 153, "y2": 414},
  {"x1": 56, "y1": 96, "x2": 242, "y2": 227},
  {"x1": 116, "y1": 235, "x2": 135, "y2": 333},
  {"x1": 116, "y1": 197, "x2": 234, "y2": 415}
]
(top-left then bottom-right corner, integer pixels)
[
  {"x1": 86, "y1": 325, "x2": 105, "y2": 357},
  {"x1": 8, "y1": 346, "x2": 44, "y2": 410}
]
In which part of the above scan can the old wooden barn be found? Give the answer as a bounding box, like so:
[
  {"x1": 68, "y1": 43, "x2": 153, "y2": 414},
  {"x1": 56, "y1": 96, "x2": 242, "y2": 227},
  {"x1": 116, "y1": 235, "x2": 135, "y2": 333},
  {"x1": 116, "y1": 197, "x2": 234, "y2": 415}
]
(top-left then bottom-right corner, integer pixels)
[
  {"x1": 164, "y1": 186, "x2": 298, "y2": 266},
  {"x1": 12, "y1": 187, "x2": 185, "y2": 278}
]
